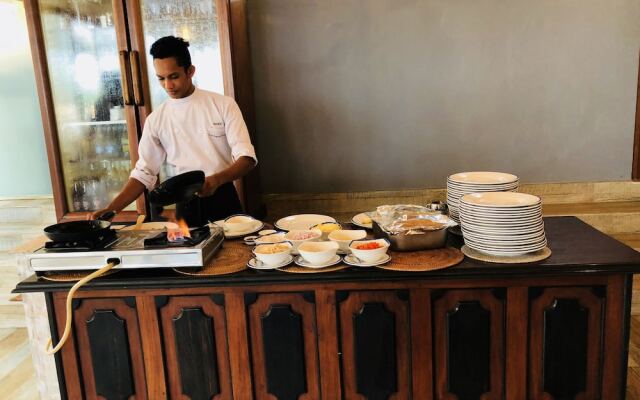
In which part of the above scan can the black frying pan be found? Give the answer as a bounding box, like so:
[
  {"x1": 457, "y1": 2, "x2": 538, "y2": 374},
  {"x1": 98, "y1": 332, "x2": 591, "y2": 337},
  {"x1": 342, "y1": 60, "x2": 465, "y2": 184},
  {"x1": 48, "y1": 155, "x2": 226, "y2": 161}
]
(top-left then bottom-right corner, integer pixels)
[
  {"x1": 147, "y1": 170, "x2": 205, "y2": 206},
  {"x1": 44, "y1": 211, "x2": 115, "y2": 242}
]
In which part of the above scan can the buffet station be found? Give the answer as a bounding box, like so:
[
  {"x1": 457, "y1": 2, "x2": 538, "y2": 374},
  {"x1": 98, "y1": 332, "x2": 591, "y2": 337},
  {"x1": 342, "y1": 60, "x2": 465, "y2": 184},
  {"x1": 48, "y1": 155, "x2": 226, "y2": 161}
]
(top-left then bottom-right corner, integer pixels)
[{"x1": 14, "y1": 172, "x2": 640, "y2": 400}]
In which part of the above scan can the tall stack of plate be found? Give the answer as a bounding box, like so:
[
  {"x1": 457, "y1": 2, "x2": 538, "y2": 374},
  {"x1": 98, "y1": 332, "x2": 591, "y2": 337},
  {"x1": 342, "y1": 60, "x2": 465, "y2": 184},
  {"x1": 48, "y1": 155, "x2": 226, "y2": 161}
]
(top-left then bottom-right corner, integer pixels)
[
  {"x1": 459, "y1": 192, "x2": 546, "y2": 256},
  {"x1": 447, "y1": 172, "x2": 519, "y2": 224}
]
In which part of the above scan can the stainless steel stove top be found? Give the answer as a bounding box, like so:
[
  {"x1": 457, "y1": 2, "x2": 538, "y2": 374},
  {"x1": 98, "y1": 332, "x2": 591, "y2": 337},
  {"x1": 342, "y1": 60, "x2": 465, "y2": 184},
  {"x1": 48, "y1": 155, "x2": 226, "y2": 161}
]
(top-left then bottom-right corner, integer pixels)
[{"x1": 28, "y1": 226, "x2": 224, "y2": 272}]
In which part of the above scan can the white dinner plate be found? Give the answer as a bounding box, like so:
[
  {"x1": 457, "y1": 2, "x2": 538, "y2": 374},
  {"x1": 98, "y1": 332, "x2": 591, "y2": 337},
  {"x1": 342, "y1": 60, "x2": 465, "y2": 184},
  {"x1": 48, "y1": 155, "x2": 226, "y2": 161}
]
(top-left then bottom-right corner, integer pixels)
[
  {"x1": 465, "y1": 243, "x2": 547, "y2": 257},
  {"x1": 462, "y1": 232, "x2": 547, "y2": 246},
  {"x1": 343, "y1": 253, "x2": 391, "y2": 267},
  {"x1": 461, "y1": 222, "x2": 545, "y2": 235},
  {"x1": 463, "y1": 237, "x2": 547, "y2": 251},
  {"x1": 212, "y1": 219, "x2": 265, "y2": 239},
  {"x1": 294, "y1": 254, "x2": 342, "y2": 269},
  {"x1": 461, "y1": 192, "x2": 541, "y2": 208},
  {"x1": 351, "y1": 212, "x2": 374, "y2": 229},
  {"x1": 247, "y1": 255, "x2": 294, "y2": 270},
  {"x1": 275, "y1": 214, "x2": 336, "y2": 231},
  {"x1": 448, "y1": 172, "x2": 519, "y2": 184}
]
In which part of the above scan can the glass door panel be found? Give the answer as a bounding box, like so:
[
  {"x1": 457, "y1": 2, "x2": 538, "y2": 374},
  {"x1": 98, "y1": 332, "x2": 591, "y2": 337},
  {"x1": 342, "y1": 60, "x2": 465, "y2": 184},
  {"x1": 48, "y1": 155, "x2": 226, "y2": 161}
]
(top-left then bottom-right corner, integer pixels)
[
  {"x1": 39, "y1": 0, "x2": 134, "y2": 212},
  {"x1": 138, "y1": 0, "x2": 226, "y2": 191},
  {"x1": 139, "y1": 0, "x2": 225, "y2": 110}
]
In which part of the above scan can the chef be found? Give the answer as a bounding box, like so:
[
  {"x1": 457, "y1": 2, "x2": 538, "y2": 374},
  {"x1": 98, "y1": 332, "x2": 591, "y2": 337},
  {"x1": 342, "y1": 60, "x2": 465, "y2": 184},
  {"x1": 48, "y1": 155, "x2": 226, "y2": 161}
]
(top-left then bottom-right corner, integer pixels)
[{"x1": 91, "y1": 36, "x2": 257, "y2": 225}]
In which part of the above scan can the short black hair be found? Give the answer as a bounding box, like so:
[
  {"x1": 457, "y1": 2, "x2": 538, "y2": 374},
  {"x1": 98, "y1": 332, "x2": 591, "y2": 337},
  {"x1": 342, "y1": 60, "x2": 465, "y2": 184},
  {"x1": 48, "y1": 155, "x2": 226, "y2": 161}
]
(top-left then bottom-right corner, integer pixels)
[{"x1": 150, "y1": 36, "x2": 191, "y2": 70}]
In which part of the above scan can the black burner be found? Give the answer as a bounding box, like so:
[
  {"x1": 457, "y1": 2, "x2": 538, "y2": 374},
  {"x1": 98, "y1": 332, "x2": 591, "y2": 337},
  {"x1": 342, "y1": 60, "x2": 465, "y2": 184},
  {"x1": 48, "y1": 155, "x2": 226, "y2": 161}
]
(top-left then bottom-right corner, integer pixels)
[
  {"x1": 44, "y1": 230, "x2": 117, "y2": 252},
  {"x1": 143, "y1": 226, "x2": 211, "y2": 248}
]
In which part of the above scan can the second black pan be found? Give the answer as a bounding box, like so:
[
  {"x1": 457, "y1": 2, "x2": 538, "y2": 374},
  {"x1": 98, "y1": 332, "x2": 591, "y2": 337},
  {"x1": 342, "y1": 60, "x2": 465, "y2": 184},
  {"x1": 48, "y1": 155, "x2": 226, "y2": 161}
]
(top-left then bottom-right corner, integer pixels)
[
  {"x1": 148, "y1": 170, "x2": 205, "y2": 206},
  {"x1": 44, "y1": 211, "x2": 115, "y2": 242}
]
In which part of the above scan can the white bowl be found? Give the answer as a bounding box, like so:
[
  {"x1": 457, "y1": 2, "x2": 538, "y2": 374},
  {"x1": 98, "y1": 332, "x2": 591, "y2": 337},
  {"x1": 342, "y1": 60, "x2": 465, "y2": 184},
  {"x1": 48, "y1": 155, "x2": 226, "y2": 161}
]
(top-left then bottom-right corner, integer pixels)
[
  {"x1": 349, "y1": 239, "x2": 390, "y2": 263},
  {"x1": 223, "y1": 214, "x2": 256, "y2": 233},
  {"x1": 284, "y1": 229, "x2": 322, "y2": 253},
  {"x1": 298, "y1": 241, "x2": 340, "y2": 265},
  {"x1": 253, "y1": 242, "x2": 292, "y2": 266},
  {"x1": 328, "y1": 229, "x2": 367, "y2": 253}
]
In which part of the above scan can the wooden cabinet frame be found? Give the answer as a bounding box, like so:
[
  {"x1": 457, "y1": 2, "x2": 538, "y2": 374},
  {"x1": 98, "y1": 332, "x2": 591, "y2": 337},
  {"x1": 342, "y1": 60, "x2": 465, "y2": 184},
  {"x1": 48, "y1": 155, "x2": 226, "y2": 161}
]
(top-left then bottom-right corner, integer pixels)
[{"x1": 45, "y1": 273, "x2": 631, "y2": 399}]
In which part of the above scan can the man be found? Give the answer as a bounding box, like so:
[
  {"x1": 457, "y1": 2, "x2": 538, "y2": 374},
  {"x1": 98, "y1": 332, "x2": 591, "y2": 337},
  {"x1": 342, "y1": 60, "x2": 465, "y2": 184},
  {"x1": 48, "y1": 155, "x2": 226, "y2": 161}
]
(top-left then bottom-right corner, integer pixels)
[{"x1": 92, "y1": 36, "x2": 257, "y2": 225}]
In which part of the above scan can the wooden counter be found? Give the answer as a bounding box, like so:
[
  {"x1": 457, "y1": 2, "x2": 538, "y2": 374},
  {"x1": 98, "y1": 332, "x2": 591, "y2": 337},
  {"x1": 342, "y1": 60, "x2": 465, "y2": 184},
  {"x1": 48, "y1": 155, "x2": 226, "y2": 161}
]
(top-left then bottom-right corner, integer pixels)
[{"x1": 14, "y1": 217, "x2": 640, "y2": 399}]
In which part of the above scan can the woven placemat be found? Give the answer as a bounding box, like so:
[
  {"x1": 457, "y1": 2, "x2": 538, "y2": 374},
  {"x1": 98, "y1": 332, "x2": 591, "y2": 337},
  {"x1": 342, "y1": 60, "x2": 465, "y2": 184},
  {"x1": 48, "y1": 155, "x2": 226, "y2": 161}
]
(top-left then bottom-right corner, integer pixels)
[
  {"x1": 461, "y1": 245, "x2": 551, "y2": 264},
  {"x1": 278, "y1": 264, "x2": 348, "y2": 274},
  {"x1": 174, "y1": 241, "x2": 250, "y2": 276},
  {"x1": 40, "y1": 269, "x2": 121, "y2": 282},
  {"x1": 376, "y1": 247, "x2": 464, "y2": 272}
]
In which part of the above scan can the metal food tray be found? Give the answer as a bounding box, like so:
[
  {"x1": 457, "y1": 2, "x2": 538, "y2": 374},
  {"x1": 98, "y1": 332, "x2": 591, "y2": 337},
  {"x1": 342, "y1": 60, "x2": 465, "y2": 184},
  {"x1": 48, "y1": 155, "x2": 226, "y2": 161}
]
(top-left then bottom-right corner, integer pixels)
[{"x1": 372, "y1": 220, "x2": 447, "y2": 251}]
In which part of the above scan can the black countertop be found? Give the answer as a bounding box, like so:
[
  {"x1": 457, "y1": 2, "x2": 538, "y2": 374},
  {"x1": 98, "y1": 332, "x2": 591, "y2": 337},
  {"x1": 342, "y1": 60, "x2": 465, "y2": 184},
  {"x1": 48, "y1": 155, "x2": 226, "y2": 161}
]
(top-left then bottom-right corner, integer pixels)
[{"x1": 13, "y1": 217, "x2": 640, "y2": 293}]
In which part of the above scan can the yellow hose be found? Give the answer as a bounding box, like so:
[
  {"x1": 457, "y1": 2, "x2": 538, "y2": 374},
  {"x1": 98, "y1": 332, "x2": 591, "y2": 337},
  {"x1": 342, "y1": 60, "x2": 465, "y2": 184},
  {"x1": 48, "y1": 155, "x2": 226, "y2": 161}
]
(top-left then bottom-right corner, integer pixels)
[{"x1": 46, "y1": 261, "x2": 118, "y2": 355}]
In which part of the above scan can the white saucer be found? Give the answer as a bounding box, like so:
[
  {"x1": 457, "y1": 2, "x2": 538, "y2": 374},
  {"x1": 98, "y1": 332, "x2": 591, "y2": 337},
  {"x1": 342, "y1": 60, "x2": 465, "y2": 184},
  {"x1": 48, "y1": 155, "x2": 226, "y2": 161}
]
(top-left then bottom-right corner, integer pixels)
[
  {"x1": 212, "y1": 220, "x2": 265, "y2": 239},
  {"x1": 247, "y1": 255, "x2": 293, "y2": 270},
  {"x1": 294, "y1": 254, "x2": 342, "y2": 269},
  {"x1": 343, "y1": 253, "x2": 391, "y2": 267}
]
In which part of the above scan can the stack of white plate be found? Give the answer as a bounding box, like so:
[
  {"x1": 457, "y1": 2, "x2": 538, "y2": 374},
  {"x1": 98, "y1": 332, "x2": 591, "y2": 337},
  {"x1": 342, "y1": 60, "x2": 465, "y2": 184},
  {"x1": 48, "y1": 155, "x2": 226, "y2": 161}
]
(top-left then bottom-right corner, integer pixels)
[
  {"x1": 459, "y1": 192, "x2": 546, "y2": 256},
  {"x1": 447, "y1": 172, "x2": 519, "y2": 224}
]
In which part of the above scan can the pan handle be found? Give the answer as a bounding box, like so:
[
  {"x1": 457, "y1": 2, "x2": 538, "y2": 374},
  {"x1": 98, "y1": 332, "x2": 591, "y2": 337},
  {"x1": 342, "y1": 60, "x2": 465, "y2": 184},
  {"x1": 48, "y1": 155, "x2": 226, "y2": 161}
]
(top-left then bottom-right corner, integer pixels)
[{"x1": 97, "y1": 210, "x2": 116, "y2": 221}]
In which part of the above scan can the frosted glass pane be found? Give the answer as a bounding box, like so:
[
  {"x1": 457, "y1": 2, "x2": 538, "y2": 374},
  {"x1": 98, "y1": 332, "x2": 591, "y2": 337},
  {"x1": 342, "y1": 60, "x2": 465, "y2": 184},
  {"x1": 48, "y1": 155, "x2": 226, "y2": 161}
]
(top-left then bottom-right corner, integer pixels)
[
  {"x1": 140, "y1": 0, "x2": 224, "y2": 109},
  {"x1": 40, "y1": 0, "x2": 132, "y2": 212}
]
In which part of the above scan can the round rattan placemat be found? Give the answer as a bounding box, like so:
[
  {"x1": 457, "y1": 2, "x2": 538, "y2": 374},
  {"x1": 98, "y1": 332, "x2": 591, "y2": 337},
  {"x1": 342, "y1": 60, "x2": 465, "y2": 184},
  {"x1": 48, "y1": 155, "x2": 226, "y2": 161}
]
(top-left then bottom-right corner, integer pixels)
[
  {"x1": 376, "y1": 247, "x2": 464, "y2": 272},
  {"x1": 461, "y1": 245, "x2": 551, "y2": 264},
  {"x1": 278, "y1": 264, "x2": 348, "y2": 274},
  {"x1": 174, "y1": 241, "x2": 250, "y2": 276},
  {"x1": 40, "y1": 269, "x2": 121, "y2": 282}
]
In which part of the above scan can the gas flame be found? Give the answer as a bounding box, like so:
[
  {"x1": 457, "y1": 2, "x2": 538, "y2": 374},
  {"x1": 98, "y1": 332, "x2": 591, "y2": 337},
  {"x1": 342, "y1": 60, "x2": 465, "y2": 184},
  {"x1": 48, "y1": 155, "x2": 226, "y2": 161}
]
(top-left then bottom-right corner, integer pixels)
[{"x1": 167, "y1": 219, "x2": 191, "y2": 242}]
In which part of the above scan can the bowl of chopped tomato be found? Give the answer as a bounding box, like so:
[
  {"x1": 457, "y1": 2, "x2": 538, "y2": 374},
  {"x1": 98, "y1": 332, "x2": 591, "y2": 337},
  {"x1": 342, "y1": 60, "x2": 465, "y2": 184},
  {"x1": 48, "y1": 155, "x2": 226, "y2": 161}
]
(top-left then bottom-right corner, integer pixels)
[{"x1": 349, "y1": 238, "x2": 390, "y2": 262}]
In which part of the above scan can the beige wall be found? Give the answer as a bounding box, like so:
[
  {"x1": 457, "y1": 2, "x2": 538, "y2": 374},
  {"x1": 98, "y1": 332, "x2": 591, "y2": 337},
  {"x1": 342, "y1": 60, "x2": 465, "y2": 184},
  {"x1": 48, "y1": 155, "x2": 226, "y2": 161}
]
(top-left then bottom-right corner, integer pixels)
[{"x1": 247, "y1": 0, "x2": 640, "y2": 193}]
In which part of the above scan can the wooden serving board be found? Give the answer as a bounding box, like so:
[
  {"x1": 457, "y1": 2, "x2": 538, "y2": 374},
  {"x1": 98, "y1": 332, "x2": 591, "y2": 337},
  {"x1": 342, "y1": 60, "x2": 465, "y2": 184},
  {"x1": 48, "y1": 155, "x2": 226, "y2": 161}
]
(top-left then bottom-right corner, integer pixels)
[{"x1": 376, "y1": 247, "x2": 464, "y2": 272}]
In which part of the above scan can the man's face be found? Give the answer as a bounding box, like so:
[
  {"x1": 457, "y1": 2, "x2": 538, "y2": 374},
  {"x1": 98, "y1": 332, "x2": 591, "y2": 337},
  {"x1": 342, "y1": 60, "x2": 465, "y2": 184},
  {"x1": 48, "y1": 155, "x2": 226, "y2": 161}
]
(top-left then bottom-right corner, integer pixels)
[{"x1": 153, "y1": 57, "x2": 195, "y2": 99}]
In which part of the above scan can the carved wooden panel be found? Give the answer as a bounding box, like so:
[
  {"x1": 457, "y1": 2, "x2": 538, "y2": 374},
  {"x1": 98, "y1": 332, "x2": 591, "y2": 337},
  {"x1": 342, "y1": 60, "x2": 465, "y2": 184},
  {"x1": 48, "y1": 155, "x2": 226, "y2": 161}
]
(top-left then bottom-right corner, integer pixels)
[
  {"x1": 247, "y1": 292, "x2": 320, "y2": 400},
  {"x1": 433, "y1": 289, "x2": 504, "y2": 400},
  {"x1": 529, "y1": 287, "x2": 604, "y2": 400},
  {"x1": 158, "y1": 295, "x2": 232, "y2": 400},
  {"x1": 72, "y1": 297, "x2": 147, "y2": 400},
  {"x1": 338, "y1": 290, "x2": 410, "y2": 400}
]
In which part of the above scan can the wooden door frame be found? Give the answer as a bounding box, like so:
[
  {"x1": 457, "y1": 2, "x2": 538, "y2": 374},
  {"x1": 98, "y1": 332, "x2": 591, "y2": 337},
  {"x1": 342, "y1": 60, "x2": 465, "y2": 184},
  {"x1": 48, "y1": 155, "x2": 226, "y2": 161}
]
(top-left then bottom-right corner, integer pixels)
[
  {"x1": 633, "y1": 50, "x2": 640, "y2": 180},
  {"x1": 228, "y1": 0, "x2": 265, "y2": 218}
]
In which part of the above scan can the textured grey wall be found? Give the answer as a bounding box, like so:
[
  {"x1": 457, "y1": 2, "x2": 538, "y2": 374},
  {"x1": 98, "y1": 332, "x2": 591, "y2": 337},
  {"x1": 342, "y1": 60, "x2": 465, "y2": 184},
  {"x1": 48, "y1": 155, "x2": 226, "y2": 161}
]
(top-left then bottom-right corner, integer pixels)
[{"x1": 247, "y1": 0, "x2": 640, "y2": 193}]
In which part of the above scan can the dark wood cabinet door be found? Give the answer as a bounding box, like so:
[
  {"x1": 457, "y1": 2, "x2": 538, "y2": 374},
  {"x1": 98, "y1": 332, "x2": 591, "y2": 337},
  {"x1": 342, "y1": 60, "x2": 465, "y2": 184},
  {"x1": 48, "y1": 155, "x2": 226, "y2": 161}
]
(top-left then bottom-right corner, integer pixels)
[
  {"x1": 157, "y1": 295, "x2": 232, "y2": 400},
  {"x1": 245, "y1": 292, "x2": 320, "y2": 400},
  {"x1": 432, "y1": 289, "x2": 505, "y2": 400},
  {"x1": 529, "y1": 287, "x2": 605, "y2": 400},
  {"x1": 337, "y1": 290, "x2": 411, "y2": 400},
  {"x1": 64, "y1": 297, "x2": 147, "y2": 400}
]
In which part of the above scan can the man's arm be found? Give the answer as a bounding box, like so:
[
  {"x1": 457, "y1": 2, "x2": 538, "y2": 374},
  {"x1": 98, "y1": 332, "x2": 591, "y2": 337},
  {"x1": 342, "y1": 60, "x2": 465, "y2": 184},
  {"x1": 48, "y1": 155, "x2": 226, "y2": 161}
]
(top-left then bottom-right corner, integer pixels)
[
  {"x1": 198, "y1": 156, "x2": 255, "y2": 197},
  {"x1": 90, "y1": 178, "x2": 146, "y2": 219}
]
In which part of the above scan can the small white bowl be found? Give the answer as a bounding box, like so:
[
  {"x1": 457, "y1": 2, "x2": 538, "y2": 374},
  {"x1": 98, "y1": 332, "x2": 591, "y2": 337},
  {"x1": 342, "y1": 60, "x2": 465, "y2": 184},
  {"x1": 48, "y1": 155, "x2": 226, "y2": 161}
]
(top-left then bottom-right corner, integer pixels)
[
  {"x1": 298, "y1": 241, "x2": 339, "y2": 265},
  {"x1": 223, "y1": 214, "x2": 256, "y2": 233},
  {"x1": 349, "y1": 239, "x2": 390, "y2": 263},
  {"x1": 284, "y1": 229, "x2": 322, "y2": 253},
  {"x1": 254, "y1": 232, "x2": 287, "y2": 245},
  {"x1": 253, "y1": 242, "x2": 292, "y2": 266},
  {"x1": 328, "y1": 229, "x2": 367, "y2": 253}
]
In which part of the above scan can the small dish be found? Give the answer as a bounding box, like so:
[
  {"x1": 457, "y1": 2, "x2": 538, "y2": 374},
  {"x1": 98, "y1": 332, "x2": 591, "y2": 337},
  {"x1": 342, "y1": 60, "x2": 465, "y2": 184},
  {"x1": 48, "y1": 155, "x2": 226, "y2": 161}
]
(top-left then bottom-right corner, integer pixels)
[
  {"x1": 284, "y1": 229, "x2": 322, "y2": 255},
  {"x1": 253, "y1": 242, "x2": 293, "y2": 266},
  {"x1": 349, "y1": 238, "x2": 391, "y2": 263},
  {"x1": 351, "y1": 213, "x2": 373, "y2": 229},
  {"x1": 223, "y1": 214, "x2": 257, "y2": 233},
  {"x1": 310, "y1": 222, "x2": 342, "y2": 240},
  {"x1": 212, "y1": 219, "x2": 264, "y2": 239},
  {"x1": 293, "y1": 254, "x2": 342, "y2": 269},
  {"x1": 254, "y1": 232, "x2": 287, "y2": 245},
  {"x1": 298, "y1": 240, "x2": 340, "y2": 264},
  {"x1": 248, "y1": 255, "x2": 293, "y2": 270},
  {"x1": 343, "y1": 253, "x2": 391, "y2": 267},
  {"x1": 328, "y1": 229, "x2": 367, "y2": 253}
]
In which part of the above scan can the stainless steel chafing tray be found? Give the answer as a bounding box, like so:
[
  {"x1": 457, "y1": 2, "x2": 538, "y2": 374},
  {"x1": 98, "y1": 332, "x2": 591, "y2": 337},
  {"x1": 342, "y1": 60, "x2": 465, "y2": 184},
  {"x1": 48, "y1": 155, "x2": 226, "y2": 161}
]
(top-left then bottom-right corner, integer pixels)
[{"x1": 372, "y1": 220, "x2": 448, "y2": 251}]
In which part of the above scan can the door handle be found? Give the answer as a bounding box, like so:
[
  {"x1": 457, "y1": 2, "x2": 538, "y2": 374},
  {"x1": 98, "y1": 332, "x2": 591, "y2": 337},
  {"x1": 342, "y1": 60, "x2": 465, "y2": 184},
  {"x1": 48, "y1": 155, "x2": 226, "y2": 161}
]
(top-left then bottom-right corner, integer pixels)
[
  {"x1": 118, "y1": 50, "x2": 133, "y2": 105},
  {"x1": 129, "y1": 50, "x2": 144, "y2": 106}
]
